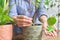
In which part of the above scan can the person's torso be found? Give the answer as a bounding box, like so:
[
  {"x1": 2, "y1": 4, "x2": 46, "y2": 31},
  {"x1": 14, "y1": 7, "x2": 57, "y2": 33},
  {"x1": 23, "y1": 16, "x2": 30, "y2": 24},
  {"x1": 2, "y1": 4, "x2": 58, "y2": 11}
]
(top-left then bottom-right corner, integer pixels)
[
  {"x1": 14, "y1": 0, "x2": 41, "y2": 24},
  {"x1": 12, "y1": 0, "x2": 42, "y2": 33},
  {"x1": 15, "y1": 0, "x2": 36, "y2": 17}
]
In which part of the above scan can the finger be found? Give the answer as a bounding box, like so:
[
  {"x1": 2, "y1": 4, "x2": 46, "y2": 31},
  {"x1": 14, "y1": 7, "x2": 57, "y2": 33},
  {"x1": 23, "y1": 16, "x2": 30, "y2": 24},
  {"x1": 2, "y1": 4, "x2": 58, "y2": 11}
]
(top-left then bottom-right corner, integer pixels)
[
  {"x1": 44, "y1": 29, "x2": 49, "y2": 35},
  {"x1": 53, "y1": 25, "x2": 58, "y2": 32},
  {"x1": 48, "y1": 32, "x2": 53, "y2": 36},
  {"x1": 50, "y1": 32, "x2": 54, "y2": 37},
  {"x1": 21, "y1": 19, "x2": 32, "y2": 24},
  {"x1": 12, "y1": 16, "x2": 18, "y2": 22},
  {"x1": 42, "y1": 23, "x2": 48, "y2": 29},
  {"x1": 16, "y1": 18, "x2": 32, "y2": 24},
  {"x1": 44, "y1": 29, "x2": 53, "y2": 36},
  {"x1": 18, "y1": 23, "x2": 32, "y2": 27},
  {"x1": 23, "y1": 23, "x2": 32, "y2": 27},
  {"x1": 17, "y1": 15, "x2": 32, "y2": 20},
  {"x1": 53, "y1": 31, "x2": 57, "y2": 36}
]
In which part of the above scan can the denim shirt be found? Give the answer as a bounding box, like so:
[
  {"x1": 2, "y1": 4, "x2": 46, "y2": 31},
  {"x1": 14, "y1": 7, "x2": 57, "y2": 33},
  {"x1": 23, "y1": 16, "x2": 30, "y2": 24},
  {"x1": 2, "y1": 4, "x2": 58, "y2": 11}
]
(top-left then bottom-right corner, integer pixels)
[{"x1": 9, "y1": 0, "x2": 47, "y2": 33}]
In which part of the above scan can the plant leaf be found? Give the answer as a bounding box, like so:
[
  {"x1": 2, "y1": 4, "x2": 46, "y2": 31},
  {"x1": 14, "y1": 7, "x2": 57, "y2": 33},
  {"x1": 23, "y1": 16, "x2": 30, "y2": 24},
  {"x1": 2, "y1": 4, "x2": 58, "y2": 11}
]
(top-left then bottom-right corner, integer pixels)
[
  {"x1": 0, "y1": 0, "x2": 4, "y2": 8},
  {"x1": 0, "y1": 7, "x2": 3, "y2": 15},
  {"x1": 47, "y1": 16, "x2": 56, "y2": 26},
  {"x1": 47, "y1": 26, "x2": 54, "y2": 32},
  {"x1": 0, "y1": 15, "x2": 14, "y2": 25}
]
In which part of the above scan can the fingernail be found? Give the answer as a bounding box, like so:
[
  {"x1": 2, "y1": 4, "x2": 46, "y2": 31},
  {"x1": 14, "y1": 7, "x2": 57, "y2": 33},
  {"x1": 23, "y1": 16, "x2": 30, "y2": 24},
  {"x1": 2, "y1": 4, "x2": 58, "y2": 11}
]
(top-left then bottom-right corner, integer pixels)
[{"x1": 52, "y1": 34, "x2": 54, "y2": 37}]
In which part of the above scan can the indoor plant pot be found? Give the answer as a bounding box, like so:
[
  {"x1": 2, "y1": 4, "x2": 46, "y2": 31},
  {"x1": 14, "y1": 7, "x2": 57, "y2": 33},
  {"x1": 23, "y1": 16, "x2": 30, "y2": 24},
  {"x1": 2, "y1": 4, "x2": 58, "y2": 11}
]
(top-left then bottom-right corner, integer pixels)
[
  {"x1": 0, "y1": 24, "x2": 13, "y2": 40},
  {"x1": 0, "y1": 0, "x2": 14, "y2": 40}
]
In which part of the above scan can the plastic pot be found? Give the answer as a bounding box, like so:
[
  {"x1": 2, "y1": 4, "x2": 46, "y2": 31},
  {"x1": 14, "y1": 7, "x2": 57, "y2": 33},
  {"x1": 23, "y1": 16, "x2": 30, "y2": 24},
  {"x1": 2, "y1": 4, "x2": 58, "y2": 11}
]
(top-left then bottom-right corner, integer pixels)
[{"x1": 0, "y1": 24, "x2": 13, "y2": 40}]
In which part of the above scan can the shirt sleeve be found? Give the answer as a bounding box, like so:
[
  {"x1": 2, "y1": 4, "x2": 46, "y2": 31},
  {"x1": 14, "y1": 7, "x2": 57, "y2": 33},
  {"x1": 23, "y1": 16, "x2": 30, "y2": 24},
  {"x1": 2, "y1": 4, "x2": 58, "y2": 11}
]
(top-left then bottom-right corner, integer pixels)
[
  {"x1": 36, "y1": 0, "x2": 48, "y2": 18},
  {"x1": 9, "y1": 0, "x2": 18, "y2": 17}
]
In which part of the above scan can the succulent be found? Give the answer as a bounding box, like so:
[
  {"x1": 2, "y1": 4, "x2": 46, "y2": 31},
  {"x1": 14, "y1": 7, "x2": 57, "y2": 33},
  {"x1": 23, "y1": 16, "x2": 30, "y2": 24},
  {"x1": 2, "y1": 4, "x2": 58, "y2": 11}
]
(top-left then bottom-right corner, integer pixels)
[{"x1": 0, "y1": 0, "x2": 14, "y2": 25}]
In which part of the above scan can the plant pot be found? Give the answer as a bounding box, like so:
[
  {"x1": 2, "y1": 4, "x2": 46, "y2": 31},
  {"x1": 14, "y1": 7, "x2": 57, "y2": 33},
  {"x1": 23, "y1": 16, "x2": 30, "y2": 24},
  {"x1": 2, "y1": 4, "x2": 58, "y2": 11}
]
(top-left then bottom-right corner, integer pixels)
[
  {"x1": 22, "y1": 25, "x2": 42, "y2": 40},
  {"x1": 0, "y1": 24, "x2": 13, "y2": 40}
]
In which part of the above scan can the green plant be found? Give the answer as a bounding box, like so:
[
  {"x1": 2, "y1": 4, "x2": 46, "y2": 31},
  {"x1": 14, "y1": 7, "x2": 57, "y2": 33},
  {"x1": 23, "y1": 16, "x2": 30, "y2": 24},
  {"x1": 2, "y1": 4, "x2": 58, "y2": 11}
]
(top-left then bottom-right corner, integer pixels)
[
  {"x1": 57, "y1": 13, "x2": 60, "y2": 17},
  {"x1": 47, "y1": 16, "x2": 56, "y2": 32},
  {"x1": 31, "y1": 0, "x2": 56, "y2": 9},
  {"x1": 0, "y1": 0, "x2": 14, "y2": 25},
  {"x1": 44, "y1": 0, "x2": 56, "y2": 9},
  {"x1": 35, "y1": 0, "x2": 41, "y2": 8}
]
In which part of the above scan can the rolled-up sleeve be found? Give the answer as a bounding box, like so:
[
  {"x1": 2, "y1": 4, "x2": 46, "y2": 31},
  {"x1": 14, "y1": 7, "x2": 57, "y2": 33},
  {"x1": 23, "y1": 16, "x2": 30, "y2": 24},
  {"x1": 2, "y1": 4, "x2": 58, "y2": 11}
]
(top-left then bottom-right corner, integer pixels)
[
  {"x1": 36, "y1": 0, "x2": 48, "y2": 18},
  {"x1": 9, "y1": 0, "x2": 18, "y2": 17}
]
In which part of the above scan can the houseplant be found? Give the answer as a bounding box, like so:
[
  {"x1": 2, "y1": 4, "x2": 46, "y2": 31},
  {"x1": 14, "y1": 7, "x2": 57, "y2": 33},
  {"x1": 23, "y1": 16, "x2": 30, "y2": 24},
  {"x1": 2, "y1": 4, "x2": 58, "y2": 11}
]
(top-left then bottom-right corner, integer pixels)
[{"x1": 0, "y1": 0, "x2": 14, "y2": 40}]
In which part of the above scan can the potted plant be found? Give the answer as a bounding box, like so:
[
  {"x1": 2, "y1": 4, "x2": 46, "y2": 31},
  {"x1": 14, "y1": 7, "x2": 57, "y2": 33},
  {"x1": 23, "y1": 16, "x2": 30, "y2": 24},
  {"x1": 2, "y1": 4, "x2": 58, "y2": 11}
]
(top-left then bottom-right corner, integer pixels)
[{"x1": 0, "y1": 0, "x2": 14, "y2": 40}]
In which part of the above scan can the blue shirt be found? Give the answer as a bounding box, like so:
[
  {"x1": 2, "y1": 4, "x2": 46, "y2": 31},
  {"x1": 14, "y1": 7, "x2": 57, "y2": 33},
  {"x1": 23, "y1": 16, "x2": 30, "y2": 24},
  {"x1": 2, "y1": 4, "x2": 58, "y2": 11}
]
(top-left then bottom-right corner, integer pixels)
[{"x1": 9, "y1": 0, "x2": 47, "y2": 33}]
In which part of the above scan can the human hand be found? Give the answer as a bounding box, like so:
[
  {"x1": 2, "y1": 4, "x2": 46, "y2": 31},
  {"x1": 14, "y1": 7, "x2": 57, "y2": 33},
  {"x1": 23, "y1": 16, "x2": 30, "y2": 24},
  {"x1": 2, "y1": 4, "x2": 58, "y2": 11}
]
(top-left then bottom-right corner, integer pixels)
[
  {"x1": 12, "y1": 15, "x2": 32, "y2": 27},
  {"x1": 42, "y1": 22, "x2": 58, "y2": 37}
]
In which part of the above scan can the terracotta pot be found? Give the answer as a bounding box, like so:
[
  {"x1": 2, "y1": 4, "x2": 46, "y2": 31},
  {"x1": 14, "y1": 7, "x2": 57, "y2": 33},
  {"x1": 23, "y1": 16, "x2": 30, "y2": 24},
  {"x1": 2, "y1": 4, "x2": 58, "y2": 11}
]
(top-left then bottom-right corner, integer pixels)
[{"x1": 0, "y1": 24, "x2": 13, "y2": 40}]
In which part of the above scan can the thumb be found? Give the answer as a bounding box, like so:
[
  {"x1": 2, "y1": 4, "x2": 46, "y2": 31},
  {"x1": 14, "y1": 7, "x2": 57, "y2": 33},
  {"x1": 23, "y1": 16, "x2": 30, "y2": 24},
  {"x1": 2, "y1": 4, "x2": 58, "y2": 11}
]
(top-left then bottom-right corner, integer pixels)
[{"x1": 53, "y1": 25, "x2": 58, "y2": 32}]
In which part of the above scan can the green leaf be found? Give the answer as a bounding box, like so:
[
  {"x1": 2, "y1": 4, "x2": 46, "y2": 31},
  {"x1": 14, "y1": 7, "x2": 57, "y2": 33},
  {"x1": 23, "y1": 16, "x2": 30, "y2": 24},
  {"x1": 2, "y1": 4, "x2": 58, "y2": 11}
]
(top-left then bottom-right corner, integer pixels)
[
  {"x1": 0, "y1": 15, "x2": 14, "y2": 25},
  {"x1": 3, "y1": 3, "x2": 14, "y2": 15},
  {"x1": 57, "y1": 13, "x2": 60, "y2": 17},
  {"x1": 47, "y1": 16, "x2": 56, "y2": 26},
  {"x1": 47, "y1": 26, "x2": 54, "y2": 32},
  {"x1": 44, "y1": 0, "x2": 49, "y2": 5},
  {"x1": 35, "y1": 0, "x2": 41, "y2": 8},
  {"x1": 0, "y1": 0, "x2": 4, "y2": 8},
  {"x1": 0, "y1": 0, "x2": 14, "y2": 25},
  {"x1": 0, "y1": 15, "x2": 2, "y2": 25},
  {"x1": 3, "y1": 7, "x2": 10, "y2": 15},
  {"x1": 0, "y1": 7, "x2": 3, "y2": 14}
]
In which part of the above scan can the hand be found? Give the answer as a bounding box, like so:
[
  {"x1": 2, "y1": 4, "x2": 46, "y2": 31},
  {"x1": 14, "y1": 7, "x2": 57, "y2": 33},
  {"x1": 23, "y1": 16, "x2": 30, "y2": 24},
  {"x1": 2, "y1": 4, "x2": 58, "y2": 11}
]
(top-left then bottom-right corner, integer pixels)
[
  {"x1": 12, "y1": 15, "x2": 32, "y2": 27},
  {"x1": 42, "y1": 22, "x2": 58, "y2": 37}
]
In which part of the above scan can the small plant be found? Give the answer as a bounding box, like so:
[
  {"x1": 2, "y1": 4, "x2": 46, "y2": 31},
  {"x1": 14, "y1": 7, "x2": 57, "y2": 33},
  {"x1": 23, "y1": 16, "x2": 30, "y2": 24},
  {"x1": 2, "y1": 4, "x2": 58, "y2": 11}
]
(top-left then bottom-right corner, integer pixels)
[
  {"x1": 0, "y1": 0, "x2": 14, "y2": 25},
  {"x1": 43, "y1": 0, "x2": 57, "y2": 32},
  {"x1": 47, "y1": 16, "x2": 56, "y2": 32}
]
